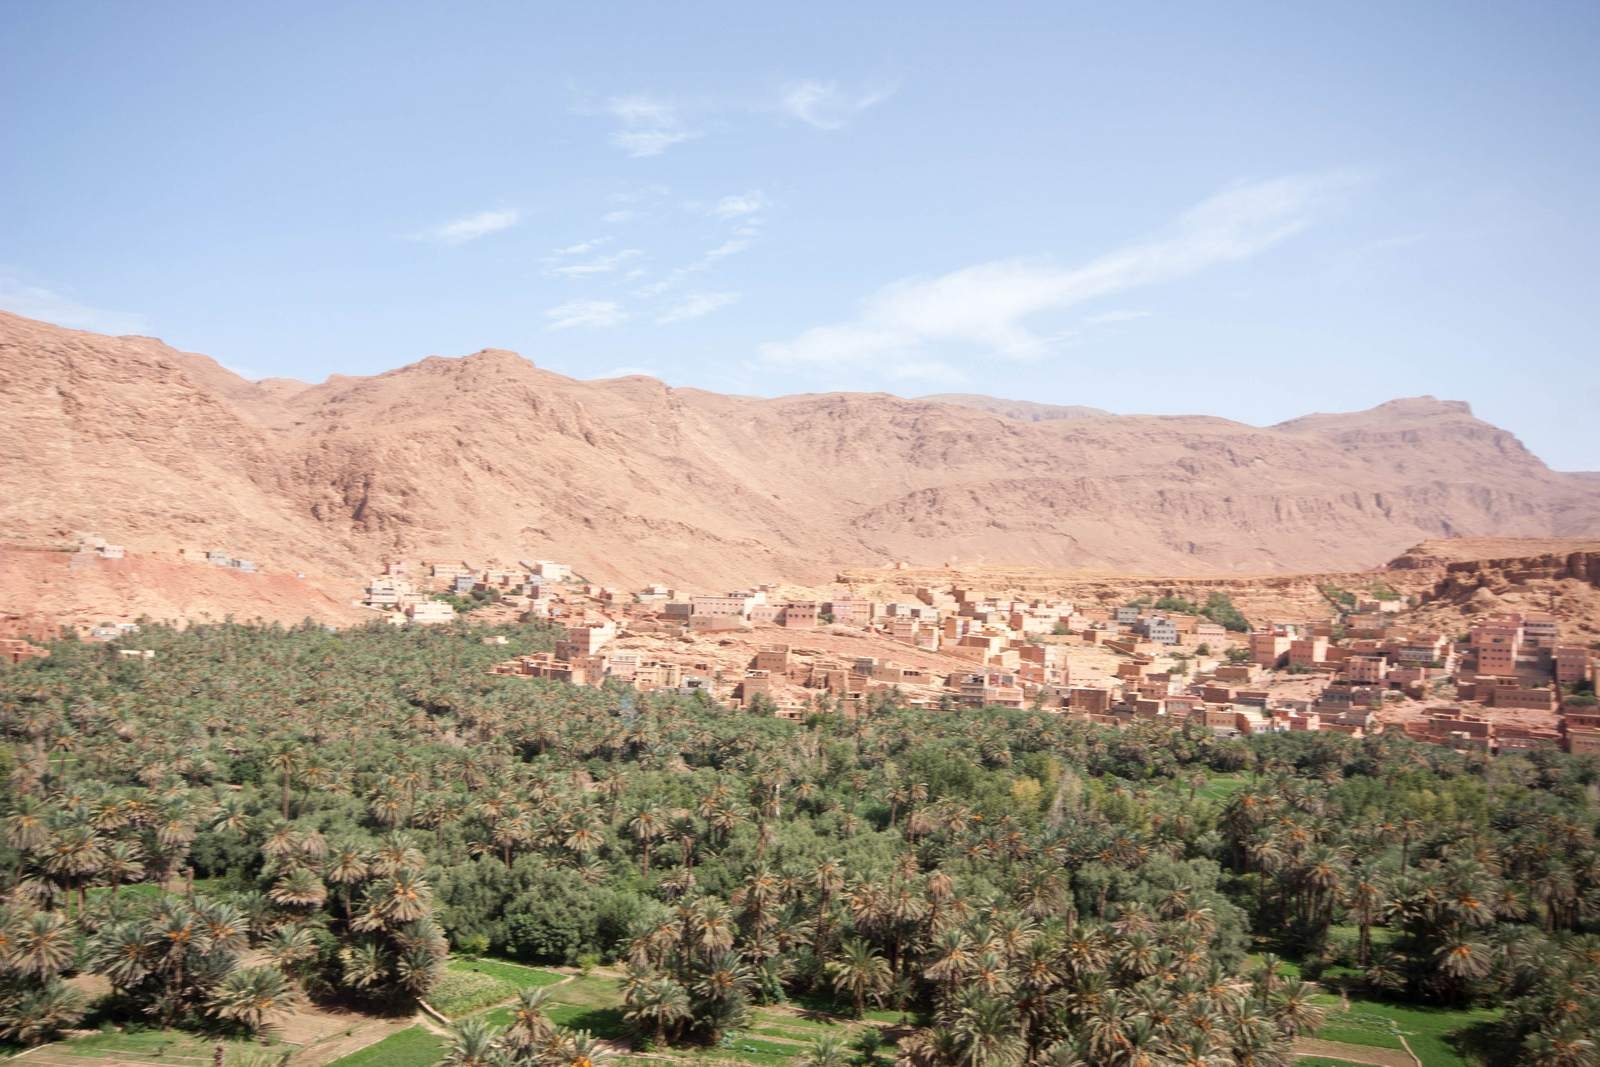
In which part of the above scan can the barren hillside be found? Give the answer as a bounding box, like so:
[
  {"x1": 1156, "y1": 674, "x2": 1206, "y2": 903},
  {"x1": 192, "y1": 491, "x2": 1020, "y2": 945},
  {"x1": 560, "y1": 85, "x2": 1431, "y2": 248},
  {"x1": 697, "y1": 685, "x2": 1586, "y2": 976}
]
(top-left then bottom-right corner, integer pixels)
[
  {"x1": 2, "y1": 311, "x2": 1598, "y2": 612},
  {"x1": 1392, "y1": 538, "x2": 1600, "y2": 641},
  {"x1": 0, "y1": 547, "x2": 363, "y2": 631}
]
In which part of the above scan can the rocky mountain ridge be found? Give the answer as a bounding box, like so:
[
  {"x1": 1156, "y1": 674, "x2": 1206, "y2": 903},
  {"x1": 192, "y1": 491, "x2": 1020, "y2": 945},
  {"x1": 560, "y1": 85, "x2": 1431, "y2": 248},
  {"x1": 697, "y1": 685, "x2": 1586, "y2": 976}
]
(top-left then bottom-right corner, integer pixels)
[{"x1": 2, "y1": 311, "x2": 1597, "y2": 598}]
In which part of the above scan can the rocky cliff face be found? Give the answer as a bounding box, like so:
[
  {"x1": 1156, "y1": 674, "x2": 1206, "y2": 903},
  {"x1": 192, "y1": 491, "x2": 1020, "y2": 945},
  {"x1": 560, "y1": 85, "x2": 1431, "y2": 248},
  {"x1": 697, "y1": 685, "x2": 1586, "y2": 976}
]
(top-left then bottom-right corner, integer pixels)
[
  {"x1": 3, "y1": 311, "x2": 1598, "y2": 593},
  {"x1": 1390, "y1": 539, "x2": 1600, "y2": 640}
]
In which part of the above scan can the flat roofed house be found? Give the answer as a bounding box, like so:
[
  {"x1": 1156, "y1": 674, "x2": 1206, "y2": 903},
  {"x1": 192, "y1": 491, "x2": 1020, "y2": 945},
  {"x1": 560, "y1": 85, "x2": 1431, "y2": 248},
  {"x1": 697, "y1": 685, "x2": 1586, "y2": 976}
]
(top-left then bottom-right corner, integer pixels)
[
  {"x1": 1553, "y1": 645, "x2": 1593, "y2": 684},
  {"x1": 407, "y1": 600, "x2": 456, "y2": 625},
  {"x1": 780, "y1": 601, "x2": 819, "y2": 629}
]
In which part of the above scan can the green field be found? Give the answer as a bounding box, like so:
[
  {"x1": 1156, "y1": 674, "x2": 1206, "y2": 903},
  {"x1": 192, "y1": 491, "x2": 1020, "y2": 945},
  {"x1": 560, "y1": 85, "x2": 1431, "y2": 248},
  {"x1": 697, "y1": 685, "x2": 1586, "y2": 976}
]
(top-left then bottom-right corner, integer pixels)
[
  {"x1": 468, "y1": 968, "x2": 896, "y2": 1063},
  {"x1": 1312, "y1": 993, "x2": 1501, "y2": 1067},
  {"x1": 1197, "y1": 772, "x2": 1251, "y2": 802},
  {"x1": 83, "y1": 877, "x2": 227, "y2": 906},
  {"x1": 478, "y1": 972, "x2": 626, "y2": 1039},
  {"x1": 326, "y1": 1025, "x2": 446, "y2": 1067},
  {"x1": 53, "y1": 1027, "x2": 297, "y2": 1065},
  {"x1": 1245, "y1": 952, "x2": 1305, "y2": 979},
  {"x1": 430, "y1": 956, "x2": 565, "y2": 1017}
]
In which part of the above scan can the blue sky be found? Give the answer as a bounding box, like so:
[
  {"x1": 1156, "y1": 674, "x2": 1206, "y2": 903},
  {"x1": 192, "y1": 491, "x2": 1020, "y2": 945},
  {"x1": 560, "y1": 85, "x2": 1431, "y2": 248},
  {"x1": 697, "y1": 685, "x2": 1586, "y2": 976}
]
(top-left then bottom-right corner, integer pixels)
[{"x1": 3, "y1": 2, "x2": 1598, "y2": 469}]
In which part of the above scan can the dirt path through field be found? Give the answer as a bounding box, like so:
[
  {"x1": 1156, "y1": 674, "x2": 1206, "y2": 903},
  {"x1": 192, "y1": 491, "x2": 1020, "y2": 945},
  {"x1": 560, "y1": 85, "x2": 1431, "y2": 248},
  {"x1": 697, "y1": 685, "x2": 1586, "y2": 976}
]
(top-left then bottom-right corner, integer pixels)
[{"x1": 1294, "y1": 1036, "x2": 1419, "y2": 1067}]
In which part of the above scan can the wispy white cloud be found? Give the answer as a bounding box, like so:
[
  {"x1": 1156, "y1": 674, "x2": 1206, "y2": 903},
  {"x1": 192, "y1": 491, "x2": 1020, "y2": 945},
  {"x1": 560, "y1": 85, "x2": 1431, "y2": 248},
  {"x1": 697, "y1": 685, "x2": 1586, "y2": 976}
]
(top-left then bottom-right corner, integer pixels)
[
  {"x1": 547, "y1": 249, "x2": 643, "y2": 278},
  {"x1": 417, "y1": 209, "x2": 521, "y2": 244},
  {"x1": 545, "y1": 299, "x2": 626, "y2": 330},
  {"x1": 0, "y1": 275, "x2": 147, "y2": 334},
  {"x1": 600, "y1": 184, "x2": 668, "y2": 224},
  {"x1": 551, "y1": 237, "x2": 612, "y2": 257},
  {"x1": 604, "y1": 95, "x2": 699, "y2": 157},
  {"x1": 760, "y1": 173, "x2": 1358, "y2": 367},
  {"x1": 658, "y1": 291, "x2": 739, "y2": 324},
  {"x1": 704, "y1": 238, "x2": 750, "y2": 261},
  {"x1": 781, "y1": 79, "x2": 897, "y2": 130},
  {"x1": 632, "y1": 228, "x2": 758, "y2": 298},
  {"x1": 1083, "y1": 309, "x2": 1152, "y2": 325},
  {"x1": 708, "y1": 191, "x2": 767, "y2": 219}
]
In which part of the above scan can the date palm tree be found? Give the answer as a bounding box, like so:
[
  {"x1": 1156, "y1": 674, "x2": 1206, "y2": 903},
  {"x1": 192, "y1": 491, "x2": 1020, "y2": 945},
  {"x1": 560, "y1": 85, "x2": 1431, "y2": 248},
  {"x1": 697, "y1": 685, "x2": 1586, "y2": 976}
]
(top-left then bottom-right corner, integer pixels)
[
  {"x1": 269, "y1": 866, "x2": 328, "y2": 910},
  {"x1": 503, "y1": 986, "x2": 558, "y2": 1056},
  {"x1": 1346, "y1": 872, "x2": 1385, "y2": 966},
  {"x1": 40, "y1": 820, "x2": 104, "y2": 916},
  {"x1": 626, "y1": 806, "x2": 666, "y2": 877},
  {"x1": 326, "y1": 838, "x2": 369, "y2": 919},
  {"x1": 3, "y1": 796, "x2": 50, "y2": 879},
  {"x1": 443, "y1": 1016, "x2": 508, "y2": 1067},
  {"x1": 1269, "y1": 979, "x2": 1325, "y2": 1038},
  {"x1": 268, "y1": 747, "x2": 298, "y2": 820},
  {"x1": 827, "y1": 937, "x2": 891, "y2": 1018},
  {"x1": 101, "y1": 839, "x2": 146, "y2": 897},
  {"x1": 88, "y1": 919, "x2": 154, "y2": 991},
  {"x1": 951, "y1": 991, "x2": 1025, "y2": 1067},
  {"x1": 623, "y1": 974, "x2": 690, "y2": 1047},
  {"x1": 10, "y1": 910, "x2": 76, "y2": 980},
  {"x1": 802, "y1": 1033, "x2": 850, "y2": 1067},
  {"x1": 208, "y1": 964, "x2": 299, "y2": 1035},
  {"x1": 0, "y1": 979, "x2": 85, "y2": 1046}
]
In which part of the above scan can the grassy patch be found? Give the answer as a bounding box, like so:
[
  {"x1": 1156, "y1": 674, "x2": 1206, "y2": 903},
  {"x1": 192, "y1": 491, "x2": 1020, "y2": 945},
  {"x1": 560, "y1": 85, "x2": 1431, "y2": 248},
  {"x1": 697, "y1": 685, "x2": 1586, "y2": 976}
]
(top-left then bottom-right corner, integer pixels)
[
  {"x1": 750, "y1": 1025, "x2": 829, "y2": 1042},
  {"x1": 1197, "y1": 773, "x2": 1251, "y2": 802},
  {"x1": 448, "y1": 956, "x2": 564, "y2": 988},
  {"x1": 544, "y1": 1002, "x2": 627, "y2": 1040},
  {"x1": 326, "y1": 1025, "x2": 445, "y2": 1067},
  {"x1": 58, "y1": 1027, "x2": 296, "y2": 1064},
  {"x1": 477, "y1": 972, "x2": 626, "y2": 1040},
  {"x1": 84, "y1": 878, "x2": 229, "y2": 908},
  {"x1": 1312, "y1": 993, "x2": 1501, "y2": 1066},
  {"x1": 1316, "y1": 1018, "x2": 1406, "y2": 1050},
  {"x1": 701, "y1": 1036, "x2": 805, "y2": 1066},
  {"x1": 1245, "y1": 952, "x2": 1304, "y2": 980},
  {"x1": 429, "y1": 968, "x2": 512, "y2": 1018},
  {"x1": 471, "y1": 974, "x2": 894, "y2": 1057},
  {"x1": 1297, "y1": 1059, "x2": 1374, "y2": 1067},
  {"x1": 787, "y1": 988, "x2": 858, "y2": 1017},
  {"x1": 432, "y1": 956, "x2": 564, "y2": 1017}
]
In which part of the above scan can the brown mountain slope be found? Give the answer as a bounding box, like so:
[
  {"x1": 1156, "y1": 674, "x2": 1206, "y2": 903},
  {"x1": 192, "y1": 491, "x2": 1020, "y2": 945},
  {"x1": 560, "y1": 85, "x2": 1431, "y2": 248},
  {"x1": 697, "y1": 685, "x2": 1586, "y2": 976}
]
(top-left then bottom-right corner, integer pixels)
[
  {"x1": 918, "y1": 394, "x2": 1112, "y2": 422},
  {"x1": 2, "y1": 311, "x2": 1597, "y2": 599},
  {"x1": 1389, "y1": 538, "x2": 1600, "y2": 641}
]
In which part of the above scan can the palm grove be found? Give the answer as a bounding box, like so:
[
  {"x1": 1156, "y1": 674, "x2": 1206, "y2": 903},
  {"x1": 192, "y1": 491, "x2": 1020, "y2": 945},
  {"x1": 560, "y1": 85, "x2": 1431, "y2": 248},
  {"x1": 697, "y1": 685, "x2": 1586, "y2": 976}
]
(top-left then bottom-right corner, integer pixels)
[{"x1": 0, "y1": 621, "x2": 1596, "y2": 1066}]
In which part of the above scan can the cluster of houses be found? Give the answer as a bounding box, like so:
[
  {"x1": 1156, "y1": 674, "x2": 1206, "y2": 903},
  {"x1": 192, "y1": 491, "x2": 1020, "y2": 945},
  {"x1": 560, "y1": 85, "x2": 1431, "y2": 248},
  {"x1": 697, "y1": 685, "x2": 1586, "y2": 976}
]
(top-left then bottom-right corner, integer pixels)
[
  {"x1": 0, "y1": 637, "x2": 49, "y2": 665},
  {"x1": 360, "y1": 557, "x2": 576, "y2": 626},
  {"x1": 73, "y1": 533, "x2": 125, "y2": 560},
  {"x1": 15, "y1": 538, "x2": 1600, "y2": 760},
  {"x1": 479, "y1": 576, "x2": 1600, "y2": 757},
  {"x1": 0, "y1": 617, "x2": 164, "y2": 666},
  {"x1": 68, "y1": 533, "x2": 263, "y2": 573},
  {"x1": 67, "y1": 533, "x2": 276, "y2": 576},
  {"x1": 1231, "y1": 608, "x2": 1596, "y2": 755},
  {"x1": 87, "y1": 621, "x2": 142, "y2": 641},
  {"x1": 177, "y1": 547, "x2": 257, "y2": 572},
  {"x1": 487, "y1": 582, "x2": 1244, "y2": 720},
  {"x1": 0, "y1": 615, "x2": 144, "y2": 664}
]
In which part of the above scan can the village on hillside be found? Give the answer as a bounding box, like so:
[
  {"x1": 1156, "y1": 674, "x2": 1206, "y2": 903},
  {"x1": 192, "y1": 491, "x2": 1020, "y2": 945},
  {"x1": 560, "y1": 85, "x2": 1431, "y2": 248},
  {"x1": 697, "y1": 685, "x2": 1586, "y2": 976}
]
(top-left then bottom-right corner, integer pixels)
[
  {"x1": 4, "y1": 534, "x2": 1596, "y2": 758},
  {"x1": 345, "y1": 551, "x2": 1600, "y2": 758}
]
